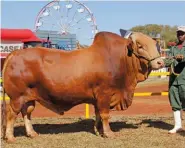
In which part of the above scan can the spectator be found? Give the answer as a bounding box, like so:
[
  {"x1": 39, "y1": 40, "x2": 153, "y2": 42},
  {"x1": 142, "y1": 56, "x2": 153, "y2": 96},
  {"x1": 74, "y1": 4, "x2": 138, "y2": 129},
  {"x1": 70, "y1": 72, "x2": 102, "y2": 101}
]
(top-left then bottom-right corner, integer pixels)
[{"x1": 156, "y1": 40, "x2": 161, "y2": 54}]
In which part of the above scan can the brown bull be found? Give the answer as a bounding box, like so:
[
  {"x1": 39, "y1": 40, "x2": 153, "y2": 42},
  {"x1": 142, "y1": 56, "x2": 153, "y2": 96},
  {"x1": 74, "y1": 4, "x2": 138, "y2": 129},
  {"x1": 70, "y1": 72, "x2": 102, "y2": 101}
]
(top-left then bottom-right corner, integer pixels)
[{"x1": 1, "y1": 31, "x2": 164, "y2": 143}]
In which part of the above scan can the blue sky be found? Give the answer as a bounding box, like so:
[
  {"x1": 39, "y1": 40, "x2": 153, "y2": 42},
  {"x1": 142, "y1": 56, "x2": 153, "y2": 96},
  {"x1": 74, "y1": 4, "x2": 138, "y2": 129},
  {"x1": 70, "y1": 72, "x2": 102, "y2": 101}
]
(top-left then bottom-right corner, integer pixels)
[{"x1": 1, "y1": 1, "x2": 185, "y2": 45}]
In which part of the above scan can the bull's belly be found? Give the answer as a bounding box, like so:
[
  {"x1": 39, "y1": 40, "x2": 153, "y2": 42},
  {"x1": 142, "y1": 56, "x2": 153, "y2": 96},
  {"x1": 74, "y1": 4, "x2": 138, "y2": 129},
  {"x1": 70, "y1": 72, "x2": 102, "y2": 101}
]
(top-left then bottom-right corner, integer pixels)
[
  {"x1": 37, "y1": 95, "x2": 94, "y2": 115},
  {"x1": 32, "y1": 83, "x2": 94, "y2": 115}
]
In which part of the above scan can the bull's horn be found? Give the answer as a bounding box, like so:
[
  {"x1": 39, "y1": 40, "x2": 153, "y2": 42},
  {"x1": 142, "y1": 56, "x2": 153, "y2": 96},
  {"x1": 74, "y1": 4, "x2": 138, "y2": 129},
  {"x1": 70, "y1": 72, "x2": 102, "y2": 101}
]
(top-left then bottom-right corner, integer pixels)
[{"x1": 120, "y1": 29, "x2": 132, "y2": 39}]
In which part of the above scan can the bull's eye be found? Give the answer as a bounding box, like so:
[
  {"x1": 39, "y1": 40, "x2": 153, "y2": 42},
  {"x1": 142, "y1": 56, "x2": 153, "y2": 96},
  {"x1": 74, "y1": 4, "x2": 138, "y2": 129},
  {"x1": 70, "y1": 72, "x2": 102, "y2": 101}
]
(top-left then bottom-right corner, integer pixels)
[
  {"x1": 138, "y1": 47, "x2": 148, "y2": 56},
  {"x1": 140, "y1": 45, "x2": 147, "y2": 51},
  {"x1": 137, "y1": 43, "x2": 142, "y2": 48},
  {"x1": 137, "y1": 43, "x2": 146, "y2": 51},
  {"x1": 138, "y1": 48, "x2": 144, "y2": 53}
]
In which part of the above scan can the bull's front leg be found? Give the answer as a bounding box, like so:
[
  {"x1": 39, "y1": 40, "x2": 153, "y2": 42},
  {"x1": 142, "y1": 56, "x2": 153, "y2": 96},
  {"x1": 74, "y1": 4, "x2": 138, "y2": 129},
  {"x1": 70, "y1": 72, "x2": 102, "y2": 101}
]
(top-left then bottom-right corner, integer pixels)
[
  {"x1": 96, "y1": 94, "x2": 115, "y2": 138},
  {"x1": 100, "y1": 112, "x2": 114, "y2": 138}
]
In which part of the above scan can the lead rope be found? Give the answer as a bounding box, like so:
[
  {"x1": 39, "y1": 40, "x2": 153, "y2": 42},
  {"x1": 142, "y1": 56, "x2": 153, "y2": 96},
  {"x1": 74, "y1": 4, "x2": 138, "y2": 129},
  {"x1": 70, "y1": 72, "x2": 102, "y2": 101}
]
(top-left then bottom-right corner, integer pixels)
[
  {"x1": 170, "y1": 63, "x2": 180, "y2": 76},
  {"x1": 165, "y1": 56, "x2": 180, "y2": 76}
]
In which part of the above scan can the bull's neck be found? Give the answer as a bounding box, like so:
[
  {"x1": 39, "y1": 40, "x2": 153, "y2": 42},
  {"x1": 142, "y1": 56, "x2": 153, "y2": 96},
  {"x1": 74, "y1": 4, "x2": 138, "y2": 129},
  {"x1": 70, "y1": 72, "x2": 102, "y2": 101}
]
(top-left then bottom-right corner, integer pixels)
[
  {"x1": 99, "y1": 34, "x2": 149, "y2": 87},
  {"x1": 127, "y1": 55, "x2": 150, "y2": 83},
  {"x1": 120, "y1": 54, "x2": 150, "y2": 87}
]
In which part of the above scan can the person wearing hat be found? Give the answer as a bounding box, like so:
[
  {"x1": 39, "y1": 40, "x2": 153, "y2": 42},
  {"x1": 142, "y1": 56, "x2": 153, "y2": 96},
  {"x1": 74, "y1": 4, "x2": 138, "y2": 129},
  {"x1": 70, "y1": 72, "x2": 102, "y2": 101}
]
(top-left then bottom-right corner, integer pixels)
[{"x1": 163, "y1": 25, "x2": 185, "y2": 134}]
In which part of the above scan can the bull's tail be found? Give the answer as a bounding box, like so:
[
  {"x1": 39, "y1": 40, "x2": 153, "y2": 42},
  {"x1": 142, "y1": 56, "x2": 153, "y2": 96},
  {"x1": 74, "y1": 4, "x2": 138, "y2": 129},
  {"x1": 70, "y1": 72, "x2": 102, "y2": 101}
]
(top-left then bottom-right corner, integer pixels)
[
  {"x1": 1, "y1": 52, "x2": 14, "y2": 139},
  {"x1": 1, "y1": 87, "x2": 6, "y2": 139}
]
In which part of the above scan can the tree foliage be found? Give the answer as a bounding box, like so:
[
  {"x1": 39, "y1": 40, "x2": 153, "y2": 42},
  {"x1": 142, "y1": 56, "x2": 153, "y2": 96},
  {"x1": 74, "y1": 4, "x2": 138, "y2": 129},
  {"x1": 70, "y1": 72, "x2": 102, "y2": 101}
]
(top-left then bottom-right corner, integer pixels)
[{"x1": 130, "y1": 24, "x2": 178, "y2": 48}]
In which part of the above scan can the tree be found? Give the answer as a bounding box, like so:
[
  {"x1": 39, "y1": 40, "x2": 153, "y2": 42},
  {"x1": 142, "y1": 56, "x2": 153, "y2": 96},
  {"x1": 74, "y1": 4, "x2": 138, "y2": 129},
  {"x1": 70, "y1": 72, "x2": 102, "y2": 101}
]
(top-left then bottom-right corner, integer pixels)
[{"x1": 130, "y1": 24, "x2": 178, "y2": 48}]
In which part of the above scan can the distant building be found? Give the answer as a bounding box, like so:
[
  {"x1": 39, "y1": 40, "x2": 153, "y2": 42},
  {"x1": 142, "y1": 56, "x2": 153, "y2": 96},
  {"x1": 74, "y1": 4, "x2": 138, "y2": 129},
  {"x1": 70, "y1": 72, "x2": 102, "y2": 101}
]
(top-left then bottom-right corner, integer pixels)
[{"x1": 35, "y1": 30, "x2": 76, "y2": 50}]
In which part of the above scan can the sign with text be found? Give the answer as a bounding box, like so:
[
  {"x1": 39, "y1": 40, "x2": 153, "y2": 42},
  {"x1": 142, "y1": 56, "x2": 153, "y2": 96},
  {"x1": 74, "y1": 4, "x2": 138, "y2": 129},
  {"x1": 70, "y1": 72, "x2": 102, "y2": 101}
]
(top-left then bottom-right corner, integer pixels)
[{"x1": 0, "y1": 43, "x2": 23, "y2": 53}]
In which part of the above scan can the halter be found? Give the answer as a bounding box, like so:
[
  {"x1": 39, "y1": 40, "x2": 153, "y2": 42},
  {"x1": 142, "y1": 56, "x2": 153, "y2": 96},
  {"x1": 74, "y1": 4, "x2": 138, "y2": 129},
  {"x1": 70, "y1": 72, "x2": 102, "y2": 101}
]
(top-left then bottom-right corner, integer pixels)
[{"x1": 128, "y1": 48, "x2": 161, "y2": 67}]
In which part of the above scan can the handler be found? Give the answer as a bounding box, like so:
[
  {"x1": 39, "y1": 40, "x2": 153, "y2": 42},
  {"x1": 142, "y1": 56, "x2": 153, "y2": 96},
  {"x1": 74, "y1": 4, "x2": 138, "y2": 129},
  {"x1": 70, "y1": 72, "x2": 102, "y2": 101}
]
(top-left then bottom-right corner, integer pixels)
[{"x1": 163, "y1": 26, "x2": 185, "y2": 134}]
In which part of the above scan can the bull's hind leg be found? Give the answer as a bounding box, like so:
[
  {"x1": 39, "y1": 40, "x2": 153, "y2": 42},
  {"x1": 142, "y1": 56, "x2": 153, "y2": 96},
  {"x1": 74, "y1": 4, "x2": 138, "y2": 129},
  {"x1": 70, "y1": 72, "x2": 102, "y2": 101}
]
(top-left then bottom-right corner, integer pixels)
[
  {"x1": 94, "y1": 106, "x2": 103, "y2": 136},
  {"x1": 5, "y1": 99, "x2": 23, "y2": 143},
  {"x1": 21, "y1": 101, "x2": 38, "y2": 138}
]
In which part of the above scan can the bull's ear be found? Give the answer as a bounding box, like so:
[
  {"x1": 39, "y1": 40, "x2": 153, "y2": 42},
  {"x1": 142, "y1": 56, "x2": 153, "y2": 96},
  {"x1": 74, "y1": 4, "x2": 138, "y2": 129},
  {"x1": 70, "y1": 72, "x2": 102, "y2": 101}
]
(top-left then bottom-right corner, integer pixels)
[{"x1": 120, "y1": 29, "x2": 132, "y2": 39}]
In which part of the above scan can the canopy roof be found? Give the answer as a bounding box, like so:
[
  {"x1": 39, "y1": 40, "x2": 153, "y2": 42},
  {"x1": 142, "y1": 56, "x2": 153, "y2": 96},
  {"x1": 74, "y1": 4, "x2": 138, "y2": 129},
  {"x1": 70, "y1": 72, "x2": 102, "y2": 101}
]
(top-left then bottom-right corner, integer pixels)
[{"x1": 1, "y1": 28, "x2": 41, "y2": 42}]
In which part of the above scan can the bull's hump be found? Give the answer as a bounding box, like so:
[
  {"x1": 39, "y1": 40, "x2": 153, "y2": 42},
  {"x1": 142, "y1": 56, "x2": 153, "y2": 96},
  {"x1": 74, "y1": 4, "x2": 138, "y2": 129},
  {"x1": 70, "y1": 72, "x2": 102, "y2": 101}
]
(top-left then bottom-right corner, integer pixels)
[{"x1": 94, "y1": 32, "x2": 121, "y2": 40}]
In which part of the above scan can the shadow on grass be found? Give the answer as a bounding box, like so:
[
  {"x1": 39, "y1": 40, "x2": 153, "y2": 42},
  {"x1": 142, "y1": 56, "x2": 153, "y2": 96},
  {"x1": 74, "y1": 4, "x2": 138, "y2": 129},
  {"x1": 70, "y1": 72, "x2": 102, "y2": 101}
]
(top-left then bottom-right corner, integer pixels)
[
  {"x1": 179, "y1": 131, "x2": 185, "y2": 136},
  {"x1": 14, "y1": 119, "x2": 138, "y2": 137},
  {"x1": 140, "y1": 119, "x2": 173, "y2": 130},
  {"x1": 135, "y1": 119, "x2": 185, "y2": 136}
]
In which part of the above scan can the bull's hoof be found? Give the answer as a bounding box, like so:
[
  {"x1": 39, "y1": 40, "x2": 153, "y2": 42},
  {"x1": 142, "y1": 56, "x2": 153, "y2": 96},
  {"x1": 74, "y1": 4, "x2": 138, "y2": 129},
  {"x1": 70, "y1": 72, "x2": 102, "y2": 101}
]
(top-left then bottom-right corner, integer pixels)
[
  {"x1": 94, "y1": 126, "x2": 103, "y2": 136},
  {"x1": 94, "y1": 128, "x2": 103, "y2": 136},
  {"x1": 94, "y1": 127, "x2": 100, "y2": 136},
  {"x1": 60, "y1": 112, "x2": 64, "y2": 115},
  {"x1": 6, "y1": 137, "x2": 16, "y2": 143},
  {"x1": 1, "y1": 133, "x2": 5, "y2": 139},
  {"x1": 27, "y1": 131, "x2": 39, "y2": 138},
  {"x1": 103, "y1": 131, "x2": 115, "y2": 138},
  {"x1": 1, "y1": 128, "x2": 6, "y2": 139}
]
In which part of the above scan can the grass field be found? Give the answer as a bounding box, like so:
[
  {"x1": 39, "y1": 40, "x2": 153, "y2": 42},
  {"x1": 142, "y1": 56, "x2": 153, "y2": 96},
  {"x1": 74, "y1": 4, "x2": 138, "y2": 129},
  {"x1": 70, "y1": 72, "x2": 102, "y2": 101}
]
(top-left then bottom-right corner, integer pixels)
[{"x1": 1, "y1": 115, "x2": 185, "y2": 148}]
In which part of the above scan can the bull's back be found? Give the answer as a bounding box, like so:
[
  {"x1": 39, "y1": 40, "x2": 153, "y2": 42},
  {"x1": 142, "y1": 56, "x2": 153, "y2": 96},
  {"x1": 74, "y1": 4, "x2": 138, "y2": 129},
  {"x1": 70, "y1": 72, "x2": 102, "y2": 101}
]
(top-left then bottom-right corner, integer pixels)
[
  {"x1": 3, "y1": 47, "x2": 102, "y2": 99},
  {"x1": 34, "y1": 47, "x2": 105, "y2": 98}
]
